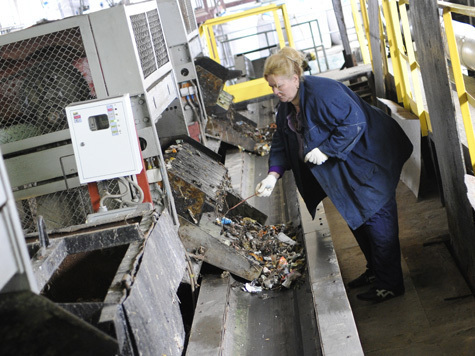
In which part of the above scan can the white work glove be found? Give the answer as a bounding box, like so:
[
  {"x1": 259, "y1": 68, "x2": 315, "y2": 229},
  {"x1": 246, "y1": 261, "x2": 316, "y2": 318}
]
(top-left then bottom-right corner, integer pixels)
[
  {"x1": 255, "y1": 175, "x2": 278, "y2": 197},
  {"x1": 304, "y1": 147, "x2": 328, "y2": 165}
]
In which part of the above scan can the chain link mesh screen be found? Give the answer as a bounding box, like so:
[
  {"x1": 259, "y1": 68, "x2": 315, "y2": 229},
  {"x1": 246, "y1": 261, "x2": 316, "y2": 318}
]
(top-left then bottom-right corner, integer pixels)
[
  {"x1": 0, "y1": 27, "x2": 94, "y2": 144},
  {"x1": 0, "y1": 27, "x2": 98, "y2": 233},
  {"x1": 16, "y1": 187, "x2": 93, "y2": 234},
  {"x1": 16, "y1": 179, "x2": 125, "y2": 234},
  {"x1": 1, "y1": 7, "x2": 167, "y2": 234}
]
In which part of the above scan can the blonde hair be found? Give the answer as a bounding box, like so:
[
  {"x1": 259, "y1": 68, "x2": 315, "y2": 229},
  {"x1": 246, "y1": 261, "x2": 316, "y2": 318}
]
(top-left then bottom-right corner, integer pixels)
[{"x1": 263, "y1": 47, "x2": 305, "y2": 79}]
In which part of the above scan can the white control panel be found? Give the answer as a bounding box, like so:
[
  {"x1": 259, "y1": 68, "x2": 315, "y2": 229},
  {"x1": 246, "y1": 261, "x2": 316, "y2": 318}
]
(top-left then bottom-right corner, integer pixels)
[{"x1": 65, "y1": 94, "x2": 143, "y2": 183}]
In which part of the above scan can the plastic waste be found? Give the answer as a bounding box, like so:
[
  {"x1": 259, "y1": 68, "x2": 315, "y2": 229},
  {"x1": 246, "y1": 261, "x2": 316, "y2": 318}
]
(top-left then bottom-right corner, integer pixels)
[
  {"x1": 282, "y1": 271, "x2": 302, "y2": 288},
  {"x1": 277, "y1": 232, "x2": 297, "y2": 245},
  {"x1": 242, "y1": 283, "x2": 263, "y2": 293},
  {"x1": 220, "y1": 217, "x2": 233, "y2": 225}
]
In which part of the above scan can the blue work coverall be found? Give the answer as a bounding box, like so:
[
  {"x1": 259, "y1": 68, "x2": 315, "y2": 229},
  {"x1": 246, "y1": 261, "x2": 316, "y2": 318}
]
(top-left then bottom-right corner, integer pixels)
[{"x1": 268, "y1": 75, "x2": 413, "y2": 292}]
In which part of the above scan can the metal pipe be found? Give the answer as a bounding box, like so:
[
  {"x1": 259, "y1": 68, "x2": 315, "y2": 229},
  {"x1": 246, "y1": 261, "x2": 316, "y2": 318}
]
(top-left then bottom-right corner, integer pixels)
[
  {"x1": 37, "y1": 215, "x2": 49, "y2": 250},
  {"x1": 451, "y1": 19, "x2": 475, "y2": 71}
]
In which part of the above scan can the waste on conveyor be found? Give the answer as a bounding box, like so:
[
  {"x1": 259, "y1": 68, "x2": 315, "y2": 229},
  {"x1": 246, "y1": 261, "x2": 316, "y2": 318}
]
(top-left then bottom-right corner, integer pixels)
[
  {"x1": 217, "y1": 216, "x2": 306, "y2": 292},
  {"x1": 195, "y1": 55, "x2": 277, "y2": 155},
  {"x1": 163, "y1": 139, "x2": 306, "y2": 291}
]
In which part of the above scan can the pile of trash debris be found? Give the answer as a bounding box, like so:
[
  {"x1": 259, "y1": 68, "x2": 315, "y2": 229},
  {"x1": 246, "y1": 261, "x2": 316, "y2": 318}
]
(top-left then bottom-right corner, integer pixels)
[
  {"x1": 235, "y1": 122, "x2": 276, "y2": 156},
  {"x1": 252, "y1": 123, "x2": 276, "y2": 156},
  {"x1": 218, "y1": 216, "x2": 306, "y2": 292}
]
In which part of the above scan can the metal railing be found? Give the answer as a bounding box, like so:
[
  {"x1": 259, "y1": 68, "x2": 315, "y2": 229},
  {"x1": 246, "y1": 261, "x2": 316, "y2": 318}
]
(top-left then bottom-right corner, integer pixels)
[
  {"x1": 292, "y1": 19, "x2": 329, "y2": 73},
  {"x1": 352, "y1": 0, "x2": 475, "y2": 172},
  {"x1": 350, "y1": 0, "x2": 371, "y2": 64},
  {"x1": 352, "y1": 0, "x2": 430, "y2": 136},
  {"x1": 217, "y1": 19, "x2": 329, "y2": 75},
  {"x1": 438, "y1": 1, "x2": 475, "y2": 171},
  {"x1": 199, "y1": 3, "x2": 294, "y2": 103}
]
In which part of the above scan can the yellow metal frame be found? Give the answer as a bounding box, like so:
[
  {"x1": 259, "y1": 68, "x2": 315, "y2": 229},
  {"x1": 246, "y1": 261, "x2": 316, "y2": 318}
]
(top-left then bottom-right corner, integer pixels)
[
  {"x1": 360, "y1": 0, "x2": 373, "y2": 63},
  {"x1": 350, "y1": 0, "x2": 371, "y2": 64},
  {"x1": 396, "y1": 0, "x2": 431, "y2": 134},
  {"x1": 439, "y1": 1, "x2": 475, "y2": 171},
  {"x1": 353, "y1": 0, "x2": 430, "y2": 136},
  {"x1": 199, "y1": 4, "x2": 295, "y2": 103},
  {"x1": 354, "y1": 0, "x2": 475, "y2": 169},
  {"x1": 378, "y1": 5, "x2": 389, "y2": 81},
  {"x1": 382, "y1": 1, "x2": 409, "y2": 107}
]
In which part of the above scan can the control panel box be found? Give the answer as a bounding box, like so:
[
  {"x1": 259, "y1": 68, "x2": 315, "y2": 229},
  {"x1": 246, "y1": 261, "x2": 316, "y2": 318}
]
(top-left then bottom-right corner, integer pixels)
[{"x1": 66, "y1": 94, "x2": 143, "y2": 183}]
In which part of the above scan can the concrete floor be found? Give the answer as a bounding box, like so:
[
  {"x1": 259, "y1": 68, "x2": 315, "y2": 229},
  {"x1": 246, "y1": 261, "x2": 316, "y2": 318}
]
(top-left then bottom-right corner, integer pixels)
[{"x1": 324, "y1": 182, "x2": 475, "y2": 355}]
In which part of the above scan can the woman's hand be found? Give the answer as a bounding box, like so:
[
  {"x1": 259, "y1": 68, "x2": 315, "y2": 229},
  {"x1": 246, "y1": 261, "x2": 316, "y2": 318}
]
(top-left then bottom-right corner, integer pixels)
[
  {"x1": 255, "y1": 174, "x2": 278, "y2": 197},
  {"x1": 304, "y1": 147, "x2": 328, "y2": 165}
]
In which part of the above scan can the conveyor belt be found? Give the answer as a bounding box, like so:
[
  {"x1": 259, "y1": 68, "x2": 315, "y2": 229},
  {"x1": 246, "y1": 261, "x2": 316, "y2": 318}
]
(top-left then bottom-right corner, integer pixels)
[
  {"x1": 186, "y1": 147, "x2": 321, "y2": 355},
  {"x1": 186, "y1": 273, "x2": 320, "y2": 356}
]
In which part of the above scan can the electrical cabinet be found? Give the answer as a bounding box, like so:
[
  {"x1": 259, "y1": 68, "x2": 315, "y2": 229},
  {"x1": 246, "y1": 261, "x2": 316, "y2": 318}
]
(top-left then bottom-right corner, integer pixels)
[{"x1": 66, "y1": 95, "x2": 143, "y2": 183}]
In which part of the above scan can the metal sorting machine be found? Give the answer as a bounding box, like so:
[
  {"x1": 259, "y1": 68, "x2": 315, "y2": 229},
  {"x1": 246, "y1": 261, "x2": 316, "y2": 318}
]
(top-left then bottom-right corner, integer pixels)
[{"x1": 0, "y1": 1, "x2": 361, "y2": 355}]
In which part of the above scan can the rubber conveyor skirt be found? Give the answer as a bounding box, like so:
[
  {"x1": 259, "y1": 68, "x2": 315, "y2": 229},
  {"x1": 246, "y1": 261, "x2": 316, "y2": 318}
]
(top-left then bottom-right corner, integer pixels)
[{"x1": 185, "y1": 150, "x2": 364, "y2": 355}]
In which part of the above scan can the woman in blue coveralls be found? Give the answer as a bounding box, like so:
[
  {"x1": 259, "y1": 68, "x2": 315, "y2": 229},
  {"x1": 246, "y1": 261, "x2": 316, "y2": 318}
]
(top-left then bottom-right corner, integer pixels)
[{"x1": 256, "y1": 47, "x2": 413, "y2": 302}]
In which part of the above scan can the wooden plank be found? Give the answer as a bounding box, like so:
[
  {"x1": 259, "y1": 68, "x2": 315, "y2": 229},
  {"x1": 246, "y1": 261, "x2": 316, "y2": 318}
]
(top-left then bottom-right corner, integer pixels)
[
  {"x1": 178, "y1": 216, "x2": 262, "y2": 281},
  {"x1": 332, "y1": 0, "x2": 356, "y2": 68},
  {"x1": 168, "y1": 171, "x2": 207, "y2": 223},
  {"x1": 368, "y1": 0, "x2": 386, "y2": 98},
  {"x1": 185, "y1": 274, "x2": 230, "y2": 356},
  {"x1": 205, "y1": 115, "x2": 258, "y2": 152},
  {"x1": 303, "y1": 201, "x2": 364, "y2": 356},
  {"x1": 123, "y1": 211, "x2": 187, "y2": 355},
  {"x1": 167, "y1": 141, "x2": 268, "y2": 224},
  {"x1": 410, "y1": 1, "x2": 475, "y2": 289},
  {"x1": 147, "y1": 210, "x2": 187, "y2": 292},
  {"x1": 124, "y1": 267, "x2": 185, "y2": 356},
  {"x1": 167, "y1": 141, "x2": 228, "y2": 199}
]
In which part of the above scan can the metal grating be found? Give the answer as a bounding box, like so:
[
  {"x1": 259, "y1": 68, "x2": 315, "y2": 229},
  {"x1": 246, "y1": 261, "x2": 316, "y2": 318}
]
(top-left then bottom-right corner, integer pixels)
[
  {"x1": 17, "y1": 186, "x2": 93, "y2": 234},
  {"x1": 0, "y1": 17, "x2": 163, "y2": 234},
  {"x1": 147, "y1": 10, "x2": 169, "y2": 69},
  {"x1": 0, "y1": 27, "x2": 95, "y2": 144},
  {"x1": 15, "y1": 178, "x2": 123, "y2": 234},
  {"x1": 178, "y1": 0, "x2": 198, "y2": 34},
  {"x1": 0, "y1": 26, "x2": 99, "y2": 233},
  {"x1": 130, "y1": 9, "x2": 169, "y2": 80},
  {"x1": 131, "y1": 13, "x2": 157, "y2": 79},
  {"x1": 0, "y1": 25, "x2": 129, "y2": 234}
]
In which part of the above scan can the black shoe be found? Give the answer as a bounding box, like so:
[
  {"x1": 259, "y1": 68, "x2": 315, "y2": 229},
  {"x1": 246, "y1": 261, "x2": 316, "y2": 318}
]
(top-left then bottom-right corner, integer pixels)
[
  {"x1": 347, "y1": 270, "x2": 375, "y2": 289},
  {"x1": 356, "y1": 287, "x2": 404, "y2": 303}
]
